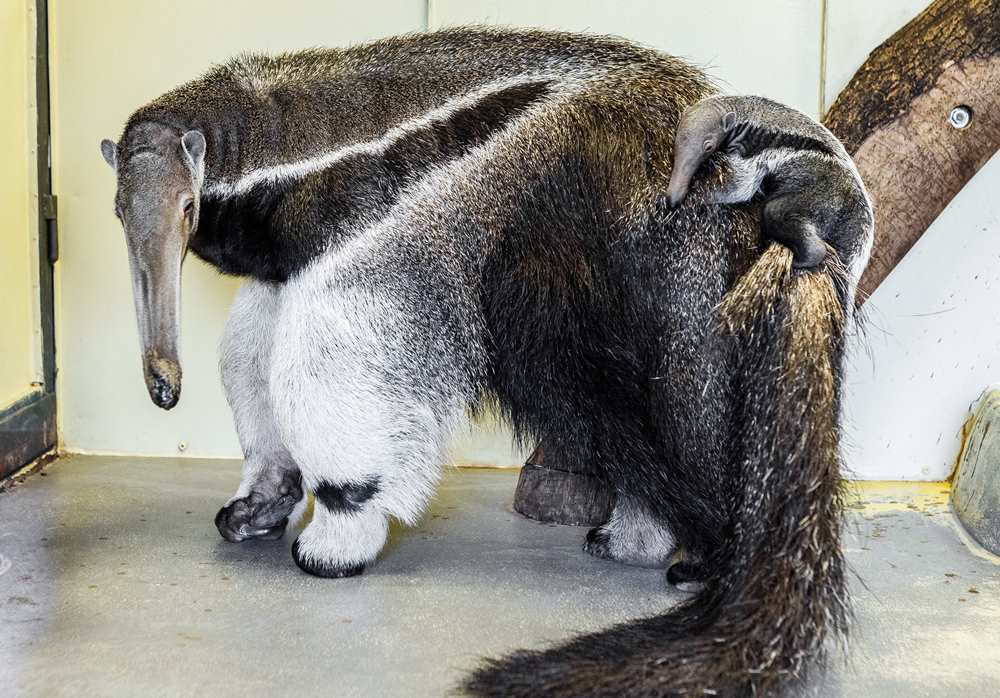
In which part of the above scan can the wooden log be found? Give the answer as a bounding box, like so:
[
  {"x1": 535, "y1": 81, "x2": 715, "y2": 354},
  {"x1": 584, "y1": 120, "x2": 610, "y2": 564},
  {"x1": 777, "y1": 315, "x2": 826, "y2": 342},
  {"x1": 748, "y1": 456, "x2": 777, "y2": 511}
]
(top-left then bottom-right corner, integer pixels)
[
  {"x1": 824, "y1": 0, "x2": 1000, "y2": 301},
  {"x1": 512, "y1": 444, "x2": 615, "y2": 526}
]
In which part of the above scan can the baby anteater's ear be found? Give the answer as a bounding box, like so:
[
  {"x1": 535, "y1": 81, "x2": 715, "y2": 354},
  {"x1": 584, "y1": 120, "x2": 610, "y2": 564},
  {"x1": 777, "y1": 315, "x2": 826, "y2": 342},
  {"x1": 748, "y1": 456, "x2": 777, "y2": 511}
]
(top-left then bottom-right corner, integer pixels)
[{"x1": 721, "y1": 111, "x2": 737, "y2": 131}]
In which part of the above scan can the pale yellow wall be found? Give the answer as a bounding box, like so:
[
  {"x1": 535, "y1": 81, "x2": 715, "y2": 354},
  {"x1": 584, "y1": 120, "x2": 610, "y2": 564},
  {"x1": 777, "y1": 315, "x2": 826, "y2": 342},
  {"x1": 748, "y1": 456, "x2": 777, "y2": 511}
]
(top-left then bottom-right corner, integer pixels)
[
  {"x1": 51, "y1": 0, "x2": 428, "y2": 457},
  {"x1": 0, "y1": 0, "x2": 41, "y2": 410}
]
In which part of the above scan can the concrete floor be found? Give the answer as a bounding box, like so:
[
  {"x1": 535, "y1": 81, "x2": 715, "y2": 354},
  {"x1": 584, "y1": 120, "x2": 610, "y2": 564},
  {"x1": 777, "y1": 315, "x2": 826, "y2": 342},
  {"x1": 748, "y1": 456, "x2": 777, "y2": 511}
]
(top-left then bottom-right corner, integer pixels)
[{"x1": 1, "y1": 456, "x2": 999, "y2": 697}]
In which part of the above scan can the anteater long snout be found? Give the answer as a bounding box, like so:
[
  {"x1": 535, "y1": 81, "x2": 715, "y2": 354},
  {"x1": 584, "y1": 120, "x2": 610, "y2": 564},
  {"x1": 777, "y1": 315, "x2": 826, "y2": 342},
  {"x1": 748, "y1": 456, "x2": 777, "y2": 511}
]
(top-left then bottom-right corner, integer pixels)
[{"x1": 127, "y1": 242, "x2": 184, "y2": 410}]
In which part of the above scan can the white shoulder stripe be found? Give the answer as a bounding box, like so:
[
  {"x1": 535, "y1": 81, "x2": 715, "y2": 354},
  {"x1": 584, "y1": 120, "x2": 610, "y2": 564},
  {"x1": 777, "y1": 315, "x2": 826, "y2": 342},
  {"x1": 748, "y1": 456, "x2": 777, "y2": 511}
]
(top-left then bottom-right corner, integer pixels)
[{"x1": 203, "y1": 73, "x2": 578, "y2": 200}]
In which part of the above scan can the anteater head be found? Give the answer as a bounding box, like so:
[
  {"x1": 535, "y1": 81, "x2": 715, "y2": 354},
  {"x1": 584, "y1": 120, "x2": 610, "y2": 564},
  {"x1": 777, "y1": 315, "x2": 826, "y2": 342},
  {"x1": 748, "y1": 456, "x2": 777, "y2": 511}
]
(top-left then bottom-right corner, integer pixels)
[
  {"x1": 666, "y1": 97, "x2": 737, "y2": 208},
  {"x1": 100, "y1": 122, "x2": 206, "y2": 410}
]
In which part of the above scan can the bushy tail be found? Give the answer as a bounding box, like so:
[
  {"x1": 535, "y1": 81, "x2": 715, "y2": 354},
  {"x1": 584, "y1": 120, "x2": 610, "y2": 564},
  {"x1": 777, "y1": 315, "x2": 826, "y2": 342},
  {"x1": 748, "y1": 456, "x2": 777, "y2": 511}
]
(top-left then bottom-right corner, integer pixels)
[{"x1": 464, "y1": 245, "x2": 851, "y2": 697}]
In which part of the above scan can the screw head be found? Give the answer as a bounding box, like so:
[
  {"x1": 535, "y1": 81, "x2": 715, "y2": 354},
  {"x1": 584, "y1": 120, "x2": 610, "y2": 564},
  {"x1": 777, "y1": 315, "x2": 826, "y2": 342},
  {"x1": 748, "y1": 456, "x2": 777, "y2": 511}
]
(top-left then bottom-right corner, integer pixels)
[
  {"x1": 177, "y1": 441, "x2": 188, "y2": 452},
  {"x1": 949, "y1": 106, "x2": 972, "y2": 129}
]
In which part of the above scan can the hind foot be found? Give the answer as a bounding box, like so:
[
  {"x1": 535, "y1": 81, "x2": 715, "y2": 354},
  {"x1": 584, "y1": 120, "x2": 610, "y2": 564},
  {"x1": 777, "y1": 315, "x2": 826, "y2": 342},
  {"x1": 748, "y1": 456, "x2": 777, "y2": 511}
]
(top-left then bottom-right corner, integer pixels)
[
  {"x1": 215, "y1": 469, "x2": 304, "y2": 543},
  {"x1": 583, "y1": 497, "x2": 675, "y2": 568},
  {"x1": 667, "y1": 559, "x2": 706, "y2": 593}
]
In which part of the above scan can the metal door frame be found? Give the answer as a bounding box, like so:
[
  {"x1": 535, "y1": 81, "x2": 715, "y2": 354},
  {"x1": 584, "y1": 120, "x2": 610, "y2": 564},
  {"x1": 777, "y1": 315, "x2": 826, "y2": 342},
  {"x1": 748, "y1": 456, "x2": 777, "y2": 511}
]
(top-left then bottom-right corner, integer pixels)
[{"x1": 1, "y1": 0, "x2": 57, "y2": 479}]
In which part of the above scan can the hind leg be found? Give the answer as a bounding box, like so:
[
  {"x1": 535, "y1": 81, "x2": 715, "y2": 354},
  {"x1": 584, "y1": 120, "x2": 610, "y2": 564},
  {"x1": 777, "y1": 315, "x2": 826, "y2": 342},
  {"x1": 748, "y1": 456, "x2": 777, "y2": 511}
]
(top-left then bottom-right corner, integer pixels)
[
  {"x1": 584, "y1": 494, "x2": 675, "y2": 568},
  {"x1": 763, "y1": 196, "x2": 828, "y2": 270},
  {"x1": 215, "y1": 281, "x2": 304, "y2": 543},
  {"x1": 631, "y1": 219, "x2": 738, "y2": 588},
  {"x1": 270, "y1": 265, "x2": 479, "y2": 577},
  {"x1": 573, "y1": 419, "x2": 678, "y2": 569}
]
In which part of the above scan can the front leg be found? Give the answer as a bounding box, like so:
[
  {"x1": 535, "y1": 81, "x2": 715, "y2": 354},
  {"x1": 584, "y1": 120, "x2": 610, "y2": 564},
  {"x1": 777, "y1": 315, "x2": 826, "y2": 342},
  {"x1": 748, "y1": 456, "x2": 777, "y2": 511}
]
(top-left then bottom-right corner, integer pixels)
[
  {"x1": 269, "y1": 259, "x2": 478, "y2": 577},
  {"x1": 215, "y1": 280, "x2": 305, "y2": 543}
]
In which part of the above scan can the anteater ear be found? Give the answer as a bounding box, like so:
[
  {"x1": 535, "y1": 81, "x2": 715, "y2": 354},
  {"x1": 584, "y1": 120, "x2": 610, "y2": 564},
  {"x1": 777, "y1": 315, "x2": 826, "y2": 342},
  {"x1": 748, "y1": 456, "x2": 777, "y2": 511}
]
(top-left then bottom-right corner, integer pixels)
[
  {"x1": 180, "y1": 130, "x2": 206, "y2": 174},
  {"x1": 721, "y1": 111, "x2": 737, "y2": 131},
  {"x1": 100, "y1": 139, "x2": 118, "y2": 170}
]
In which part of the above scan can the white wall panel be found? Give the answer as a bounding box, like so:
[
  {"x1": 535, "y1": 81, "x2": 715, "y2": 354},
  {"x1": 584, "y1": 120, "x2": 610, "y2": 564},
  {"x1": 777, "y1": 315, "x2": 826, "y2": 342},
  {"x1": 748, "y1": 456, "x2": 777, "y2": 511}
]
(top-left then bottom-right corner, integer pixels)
[
  {"x1": 431, "y1": 0, "x2": 823, "y2": 116},
  {"x1": 844, "y1": 152, "x2": 1000, "y2": 480},
  {"x1": 823, "y1": 0, "x2": 932, "y2": 110}
]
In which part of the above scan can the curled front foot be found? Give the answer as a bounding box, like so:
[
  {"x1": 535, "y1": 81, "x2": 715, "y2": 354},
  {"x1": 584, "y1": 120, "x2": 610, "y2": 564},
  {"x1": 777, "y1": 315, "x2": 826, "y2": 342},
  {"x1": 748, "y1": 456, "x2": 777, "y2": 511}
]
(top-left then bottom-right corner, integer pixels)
[
  {"x1": 214, "y1": 502, "x2": 288, "y2": 542},
  {"x1": 215, "y1": 471, "x2": 303, "y2": 543}
]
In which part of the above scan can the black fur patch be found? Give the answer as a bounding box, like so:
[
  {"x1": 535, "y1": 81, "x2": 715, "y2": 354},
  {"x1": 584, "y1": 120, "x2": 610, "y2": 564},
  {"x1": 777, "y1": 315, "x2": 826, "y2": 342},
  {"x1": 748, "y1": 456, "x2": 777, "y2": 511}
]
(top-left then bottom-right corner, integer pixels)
[
  {"x1": 189, "y1": 80, "x2": 552, "y2": 281},
  {"x1": 313, "y1": 476, "x2": 380, "y2": 513}
]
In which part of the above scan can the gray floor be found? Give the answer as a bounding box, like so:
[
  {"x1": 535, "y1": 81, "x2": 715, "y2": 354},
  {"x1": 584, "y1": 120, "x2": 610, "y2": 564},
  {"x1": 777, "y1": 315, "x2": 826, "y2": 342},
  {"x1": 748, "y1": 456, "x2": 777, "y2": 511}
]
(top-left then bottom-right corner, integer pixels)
[{"x1": 1, "y1": 456, "x2": 999, "y2": 697}]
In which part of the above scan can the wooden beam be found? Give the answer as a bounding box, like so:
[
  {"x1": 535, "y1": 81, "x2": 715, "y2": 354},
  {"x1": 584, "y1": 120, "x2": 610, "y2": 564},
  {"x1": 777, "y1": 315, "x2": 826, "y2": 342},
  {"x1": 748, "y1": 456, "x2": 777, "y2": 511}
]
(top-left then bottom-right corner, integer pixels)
[{"x1": 824, "y1": 0, "x2": 1000, "y2": 300}]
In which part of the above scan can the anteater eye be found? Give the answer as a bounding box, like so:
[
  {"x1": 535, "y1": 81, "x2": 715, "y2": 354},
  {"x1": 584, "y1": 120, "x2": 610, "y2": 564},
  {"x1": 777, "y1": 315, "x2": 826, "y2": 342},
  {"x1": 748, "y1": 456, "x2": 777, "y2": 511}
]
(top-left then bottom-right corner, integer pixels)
[
  {"x1": 703, "y1": 140, "x2": 715, "y2": 153},
  {"x1": 183, "y1": 199, "x2": 194, "y2": 215}
]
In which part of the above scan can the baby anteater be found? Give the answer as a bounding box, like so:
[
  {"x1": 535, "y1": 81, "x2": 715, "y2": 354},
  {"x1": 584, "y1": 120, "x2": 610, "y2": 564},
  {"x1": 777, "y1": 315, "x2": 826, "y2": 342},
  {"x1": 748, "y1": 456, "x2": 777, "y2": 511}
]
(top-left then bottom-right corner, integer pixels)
[{"x1": 666, "y1": 94, "x2": 870, "y2": 269}]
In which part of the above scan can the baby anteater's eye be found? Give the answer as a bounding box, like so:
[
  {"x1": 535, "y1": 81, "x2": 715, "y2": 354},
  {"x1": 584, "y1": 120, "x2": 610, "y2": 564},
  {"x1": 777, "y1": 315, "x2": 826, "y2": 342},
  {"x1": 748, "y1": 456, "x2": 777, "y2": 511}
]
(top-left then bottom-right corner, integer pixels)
[{"x1": 703, "y1": 139, "x2": 716, "y2": 153}]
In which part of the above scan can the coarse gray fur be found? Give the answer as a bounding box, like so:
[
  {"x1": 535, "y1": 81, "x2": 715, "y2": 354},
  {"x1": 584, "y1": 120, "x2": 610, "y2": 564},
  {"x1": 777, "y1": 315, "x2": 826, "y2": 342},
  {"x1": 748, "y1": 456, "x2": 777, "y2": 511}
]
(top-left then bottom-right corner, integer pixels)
[
  {"x1": 99, "y1": 28, "x2": 873, "y2": 697},
  {"x1": 666, "y1": 94, "x2": 873, "y2": 274}
]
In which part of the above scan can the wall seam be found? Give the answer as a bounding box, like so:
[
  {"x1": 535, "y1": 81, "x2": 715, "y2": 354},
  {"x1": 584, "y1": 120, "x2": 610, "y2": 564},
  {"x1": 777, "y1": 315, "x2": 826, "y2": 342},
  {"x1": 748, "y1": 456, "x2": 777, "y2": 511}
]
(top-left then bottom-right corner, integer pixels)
[{"x1": 818, "y1": 0, "x2": 829, "y2": 117}]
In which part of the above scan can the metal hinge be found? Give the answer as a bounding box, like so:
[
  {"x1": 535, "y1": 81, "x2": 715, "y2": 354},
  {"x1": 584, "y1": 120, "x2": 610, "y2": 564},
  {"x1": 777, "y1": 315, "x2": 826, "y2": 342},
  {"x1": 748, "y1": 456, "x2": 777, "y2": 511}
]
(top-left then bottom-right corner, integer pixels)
[{"x1": 41, "y1": 193, "x2": 58, "y2": 263}]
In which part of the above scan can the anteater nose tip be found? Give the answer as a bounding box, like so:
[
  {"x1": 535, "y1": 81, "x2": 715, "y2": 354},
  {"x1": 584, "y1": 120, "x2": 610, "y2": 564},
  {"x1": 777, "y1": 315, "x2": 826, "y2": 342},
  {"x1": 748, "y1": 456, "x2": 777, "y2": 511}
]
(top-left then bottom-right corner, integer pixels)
[
  {"x1": 145, "y1": 357, "x2": 182, "y2": 410},
  {"x1": 149, "y1": 374, "x2": 180, "y2": 410}
]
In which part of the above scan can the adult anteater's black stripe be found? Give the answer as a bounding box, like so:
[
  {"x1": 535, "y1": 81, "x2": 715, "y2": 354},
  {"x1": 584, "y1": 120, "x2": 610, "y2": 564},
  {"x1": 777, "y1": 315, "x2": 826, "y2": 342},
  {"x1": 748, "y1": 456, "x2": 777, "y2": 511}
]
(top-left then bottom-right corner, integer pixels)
[
  {"x1": 190, "y1": 81, "x2": 552, "y2": 282},
  {"x1": 313, "y1": 476, "x2": 381, "y2": 513}
]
